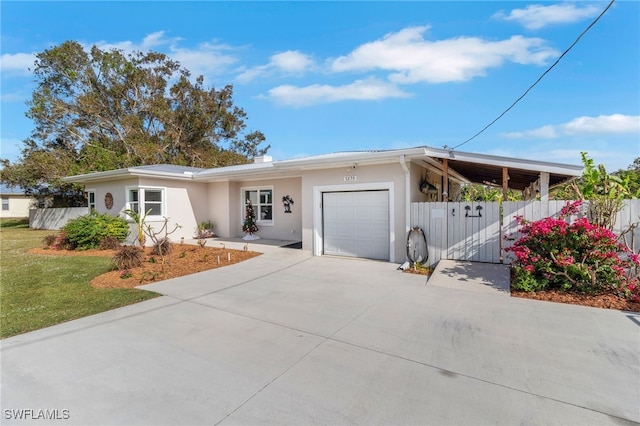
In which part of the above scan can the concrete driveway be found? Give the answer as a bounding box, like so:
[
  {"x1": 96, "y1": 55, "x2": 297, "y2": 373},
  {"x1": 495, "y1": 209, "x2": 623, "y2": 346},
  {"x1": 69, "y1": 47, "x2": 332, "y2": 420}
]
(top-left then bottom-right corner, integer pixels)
[{"x1": 2, "y1": 246, "x2": 639, "y2": 425}]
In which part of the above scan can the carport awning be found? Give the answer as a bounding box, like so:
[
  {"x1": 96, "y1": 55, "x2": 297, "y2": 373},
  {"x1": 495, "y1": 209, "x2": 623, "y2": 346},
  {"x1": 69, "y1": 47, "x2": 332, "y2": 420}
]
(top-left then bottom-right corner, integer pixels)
[
  {"x1": 414, "y1": 147, "x2": 583, "y2": 191},
  {"x1": 443, "y1": 159, "x2": 576, "y2": 190}
]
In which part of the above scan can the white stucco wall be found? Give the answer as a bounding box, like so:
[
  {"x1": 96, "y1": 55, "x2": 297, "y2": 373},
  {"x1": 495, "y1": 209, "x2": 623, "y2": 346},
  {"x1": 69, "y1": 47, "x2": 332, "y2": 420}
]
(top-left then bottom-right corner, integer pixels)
[
  {"x1": 209, "y1": 177, "x2": 302, "y2": 240},
  {"x1": 300, "y1": 162, "x2": 407, "y2": 263},
  {"x1": 208, "y1": 181, "x2": 232, "y2": 238},
  {"x1": 244, "y1": 177, "x2": 301, "y2": 241},
  {"x1": 86, "y1": 178, "x2": 137, "y2": 217},
  {"x1": 137, "y1": 177, "x2": 209, "y2": 243},
  {"x1": 87, "y1": 177, "x2": 210, "y2": 244}
]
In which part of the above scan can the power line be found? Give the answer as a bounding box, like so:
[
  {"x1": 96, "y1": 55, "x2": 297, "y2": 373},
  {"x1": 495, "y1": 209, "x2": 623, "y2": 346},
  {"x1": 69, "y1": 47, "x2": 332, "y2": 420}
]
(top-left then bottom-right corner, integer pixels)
[{"x1": 449, "y1": 0, "x2": 616, "y2": 151}]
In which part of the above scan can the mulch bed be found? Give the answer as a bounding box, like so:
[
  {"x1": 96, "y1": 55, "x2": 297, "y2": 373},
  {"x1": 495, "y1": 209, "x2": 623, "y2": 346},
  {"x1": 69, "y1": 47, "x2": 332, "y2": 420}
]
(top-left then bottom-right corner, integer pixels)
[
  {"x1": 28, "y1": 244, "x2": 261, "y2": 289},
  {"x1": 511, "y1": 289, "x2": 640, "y2": 313}
]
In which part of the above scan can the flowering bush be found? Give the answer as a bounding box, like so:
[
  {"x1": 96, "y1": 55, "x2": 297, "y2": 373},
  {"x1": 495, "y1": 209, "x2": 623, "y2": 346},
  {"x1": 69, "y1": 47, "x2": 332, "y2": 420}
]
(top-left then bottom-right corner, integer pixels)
[
  {"x1": 48, "y1": 231, "x2": 76, "y2": 251},
  {"x1": 506, "y1": 201, "x2": 639, "y2": 300}
]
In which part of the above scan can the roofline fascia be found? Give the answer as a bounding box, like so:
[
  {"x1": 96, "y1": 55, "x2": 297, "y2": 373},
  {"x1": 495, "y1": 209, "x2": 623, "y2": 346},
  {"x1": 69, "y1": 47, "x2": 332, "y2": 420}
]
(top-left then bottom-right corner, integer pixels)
[
  {"x1": 274, "y1": 147, "x2": 430, "y2": 170},
  {"x1": 192, "y1": 163, "x2": 277, "y2": 180},
  {"x1": 62, "y1": 168, "x2": 198, "y2": 184}
]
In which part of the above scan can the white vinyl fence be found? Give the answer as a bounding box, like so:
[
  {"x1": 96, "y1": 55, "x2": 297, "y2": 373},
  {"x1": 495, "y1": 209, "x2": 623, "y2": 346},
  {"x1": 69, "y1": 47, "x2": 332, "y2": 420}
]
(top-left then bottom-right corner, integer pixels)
[
  {"x1": 29, "y1": 207, "x2": 89, "y2": 230},
  {"x1": 411, "y1": 199, "x2": 640, "y2": 266}
]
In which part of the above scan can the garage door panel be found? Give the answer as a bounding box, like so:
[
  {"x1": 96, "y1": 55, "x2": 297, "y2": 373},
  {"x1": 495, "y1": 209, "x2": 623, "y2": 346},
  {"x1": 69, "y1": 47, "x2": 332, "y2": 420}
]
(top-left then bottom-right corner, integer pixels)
[
  {"x1": 339, "y1": 207, "x2": 358, "y2": 221},
  {"x1": 323, "y1": 190, "x2": 390, "y2": 260},
  {"x1": 371, "y1": 208, "x2": 388, "y2": 221}
]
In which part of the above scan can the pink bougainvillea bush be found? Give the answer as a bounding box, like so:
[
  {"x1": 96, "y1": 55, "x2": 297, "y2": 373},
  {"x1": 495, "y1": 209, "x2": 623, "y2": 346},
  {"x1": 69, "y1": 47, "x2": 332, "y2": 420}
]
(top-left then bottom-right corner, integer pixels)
[{"x1": 506, "y1": 201, "x2": 640, "y2": 302}]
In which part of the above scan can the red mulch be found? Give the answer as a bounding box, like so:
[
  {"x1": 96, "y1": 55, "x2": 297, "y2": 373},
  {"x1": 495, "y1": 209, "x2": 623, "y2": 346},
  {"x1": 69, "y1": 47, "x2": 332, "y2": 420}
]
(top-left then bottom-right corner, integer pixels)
[
  {"x1": 511, "y1": 289, "x2": 640, "y2": 313},
  {"x1": 28, "y1": 245, "x2": 261, "y2": 289}
]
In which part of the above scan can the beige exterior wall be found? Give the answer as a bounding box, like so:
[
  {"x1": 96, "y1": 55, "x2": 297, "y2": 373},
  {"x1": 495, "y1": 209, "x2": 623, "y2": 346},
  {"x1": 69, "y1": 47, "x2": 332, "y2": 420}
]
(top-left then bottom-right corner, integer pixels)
[
  {"x1": 85, "y1": 178, "x2": 136, "y2": 244},
  {"x1": 137, "y1": 177, "x2": 209, "y2": 243},
  {"x1": 208, "y1": 181, "x2": 232, "y2": 238},
  {"x1": 78, "y1": 159, "x2": 436, "y2": 262},
  {"x1": 0, "y1": 195, "x2": 35, "y2": 218},
  {"x1": 87, "y1": 177, "x2": 210, "y2": 244},
  {"x1": 218, "y1": 177, "x2": 302, "y2": 240},
  {"x1": 300, "y1": 162, "x2": 408, "y2": 263},
  {"x1": 86, "y1": 178, "x2": 137, "y2": 217},
  {"x1": 205, "y1": 178, "x2": 302, "y2": 240}
]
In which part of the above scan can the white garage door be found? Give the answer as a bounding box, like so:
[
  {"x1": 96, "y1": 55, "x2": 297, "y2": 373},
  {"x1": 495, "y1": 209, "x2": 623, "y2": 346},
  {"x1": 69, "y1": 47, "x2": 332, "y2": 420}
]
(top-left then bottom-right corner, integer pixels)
[{"x1": 323, "y1": 190, "x2": 390, "y2": 260}]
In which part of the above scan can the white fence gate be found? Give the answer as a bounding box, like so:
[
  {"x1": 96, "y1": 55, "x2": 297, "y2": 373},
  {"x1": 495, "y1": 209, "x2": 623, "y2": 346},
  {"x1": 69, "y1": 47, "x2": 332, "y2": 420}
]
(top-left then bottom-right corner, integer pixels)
[
  {"x1": 411, "y1": 199, "x2": 640, "y2": 266},
  {"x1": 410, "y1": 201, "x2": 501, "y2": 266}
]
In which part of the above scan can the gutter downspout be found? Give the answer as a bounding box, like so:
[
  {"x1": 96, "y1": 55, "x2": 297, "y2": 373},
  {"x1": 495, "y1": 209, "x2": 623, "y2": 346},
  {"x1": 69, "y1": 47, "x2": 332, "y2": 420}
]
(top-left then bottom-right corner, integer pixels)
[{"x1": 400, "y1": 155, "x2": 411, "y2": 262}]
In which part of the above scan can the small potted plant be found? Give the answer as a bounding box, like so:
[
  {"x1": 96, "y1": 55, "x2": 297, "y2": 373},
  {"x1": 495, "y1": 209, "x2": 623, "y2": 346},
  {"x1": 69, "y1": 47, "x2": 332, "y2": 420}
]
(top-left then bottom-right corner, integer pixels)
[{"x1": 195, "y1": 220, "x2": 216, "y2": 239}]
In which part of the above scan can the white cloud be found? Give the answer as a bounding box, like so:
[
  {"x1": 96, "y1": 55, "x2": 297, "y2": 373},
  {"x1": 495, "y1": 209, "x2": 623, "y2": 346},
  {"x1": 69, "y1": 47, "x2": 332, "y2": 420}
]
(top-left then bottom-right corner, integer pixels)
[
  {"x1": 330, "y1": 26, "x2": 558, "y2": 84},
  {"x1": 493, "y1": 3, "x2": 601, "y2": 30},
  {"x1": 266, "y1": 77, "x2": 411, "y2": 107},
  {"x1": 96, "y1": 31, "x2": 170, "y2": 52},
  {"x1": 503, "y1": 114, "x2": 640, "y2": 138},
  {"x1": 236, "y1": 50, "x2": 314, "y2": 83},
  {"x1": 271, "y1": 51, "x2": 314, "y2": 73},
  {"x1": 94, "y1": 32, "x2": 238, "y2": 78},
  {"x1": 170, "y1": 43, "x2": 237, "y2": 78},
  {"x1": 0, "y1": 52, "x2": 36, "y2": 75}
]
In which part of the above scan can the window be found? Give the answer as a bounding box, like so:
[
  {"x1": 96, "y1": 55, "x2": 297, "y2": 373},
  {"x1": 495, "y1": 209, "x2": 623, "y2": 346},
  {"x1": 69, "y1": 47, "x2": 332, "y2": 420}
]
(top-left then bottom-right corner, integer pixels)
[
  {"x1": 243, "y1": 187, "x2": 273, "y2": 225},
  {"x1": 87, "y1": 191, "x2": 96, "y2": 211},
  {"x1": 1, "y1": 197, "x2": 8, "y2": 211},
  {"x1": 144, "y1": 190, "x2": 163, "y2": 216},
  {"x1": 128, "y1": 189, "x2": 139, "y2": 213},
  {"x1": 127, "y1": 187, "x2": 164, "y2": 217}
]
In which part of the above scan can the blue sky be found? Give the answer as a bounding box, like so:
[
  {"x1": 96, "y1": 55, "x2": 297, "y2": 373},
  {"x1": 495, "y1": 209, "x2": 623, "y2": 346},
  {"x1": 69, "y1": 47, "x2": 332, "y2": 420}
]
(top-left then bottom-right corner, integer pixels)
[{"x1": 1, "y1": 1, "x2": 639, "y2": 171}]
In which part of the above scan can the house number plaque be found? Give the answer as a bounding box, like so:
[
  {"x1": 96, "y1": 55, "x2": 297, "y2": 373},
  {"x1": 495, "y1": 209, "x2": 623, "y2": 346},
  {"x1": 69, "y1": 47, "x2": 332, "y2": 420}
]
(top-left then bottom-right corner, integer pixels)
[{"x1": 344, "y1": 176, "x2": 357, "y2": 182}]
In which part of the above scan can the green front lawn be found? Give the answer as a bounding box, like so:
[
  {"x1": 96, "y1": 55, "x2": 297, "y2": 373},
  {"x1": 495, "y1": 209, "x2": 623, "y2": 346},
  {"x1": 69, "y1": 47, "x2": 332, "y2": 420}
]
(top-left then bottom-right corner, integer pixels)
[{"x1": 0, "y1": 219, "x2": 159, "y2": 338}]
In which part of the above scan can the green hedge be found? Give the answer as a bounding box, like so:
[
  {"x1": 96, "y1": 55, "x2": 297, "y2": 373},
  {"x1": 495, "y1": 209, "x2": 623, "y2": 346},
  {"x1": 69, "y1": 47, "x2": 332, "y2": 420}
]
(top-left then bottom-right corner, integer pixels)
[{"x1": 62, "y1": 212, "x2": 130, "y2": 250}]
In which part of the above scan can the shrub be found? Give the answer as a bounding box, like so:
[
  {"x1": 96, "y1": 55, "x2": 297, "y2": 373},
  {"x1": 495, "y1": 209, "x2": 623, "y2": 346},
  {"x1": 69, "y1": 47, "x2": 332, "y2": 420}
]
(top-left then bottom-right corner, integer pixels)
[
  {"x1": 42, "y1": 234, "x2": 58, "y2": 248},
  {"x1": 50, "y1": 232, "x2": 76, "y2": 251},
  {"x1": 113, "y1": 245, "x2": 143, "y2": 270},
  {"x1": 62, "y1": 212, "x2": 129, "y2": 250},
  {"x1": 99, "y1": 236, "x2": 122, "y2": 250},
  {"x1": 199, "y1": 220, "x2": 214, "y2": 231},
  {"x1": 506, "y1": 201, "x2": 640, "y2": 298},
  {"x1": 151, "y1": 238, "x2": 172, "y2": 256}
]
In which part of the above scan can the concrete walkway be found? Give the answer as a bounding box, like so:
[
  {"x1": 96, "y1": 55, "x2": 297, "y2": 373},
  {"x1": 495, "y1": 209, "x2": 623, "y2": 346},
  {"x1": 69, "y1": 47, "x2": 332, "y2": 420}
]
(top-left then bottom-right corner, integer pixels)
[
  {"x1": 428, "y1": 259, "x2": 511, "y2": 295},
  {"x1": 2, "y1": 250, "x2": 639, "y2": 425}
]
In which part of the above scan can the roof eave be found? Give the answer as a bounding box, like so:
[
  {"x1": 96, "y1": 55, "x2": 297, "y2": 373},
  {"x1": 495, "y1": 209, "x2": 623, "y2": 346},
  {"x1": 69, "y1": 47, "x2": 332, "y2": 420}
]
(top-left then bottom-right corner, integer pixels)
[
  {"x1": 63, "y1": 168, "x2": 197, "y2": 184},
  {"x1": 192, "y1": 163, "x2": 277, "y2": 180},
  {"x1": 273, "y1": 147, "x2": 430, "y2": 170}
]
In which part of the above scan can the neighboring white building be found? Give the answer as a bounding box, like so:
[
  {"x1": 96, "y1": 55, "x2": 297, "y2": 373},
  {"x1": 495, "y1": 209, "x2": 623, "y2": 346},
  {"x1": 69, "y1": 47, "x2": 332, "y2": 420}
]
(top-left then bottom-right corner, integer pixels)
[
  {"x1": 63, "y1": 146, "x2": 583, "y2": 263},
  {"x1": 0, "y1": 184, "x2": 36, "y2": 219}
]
